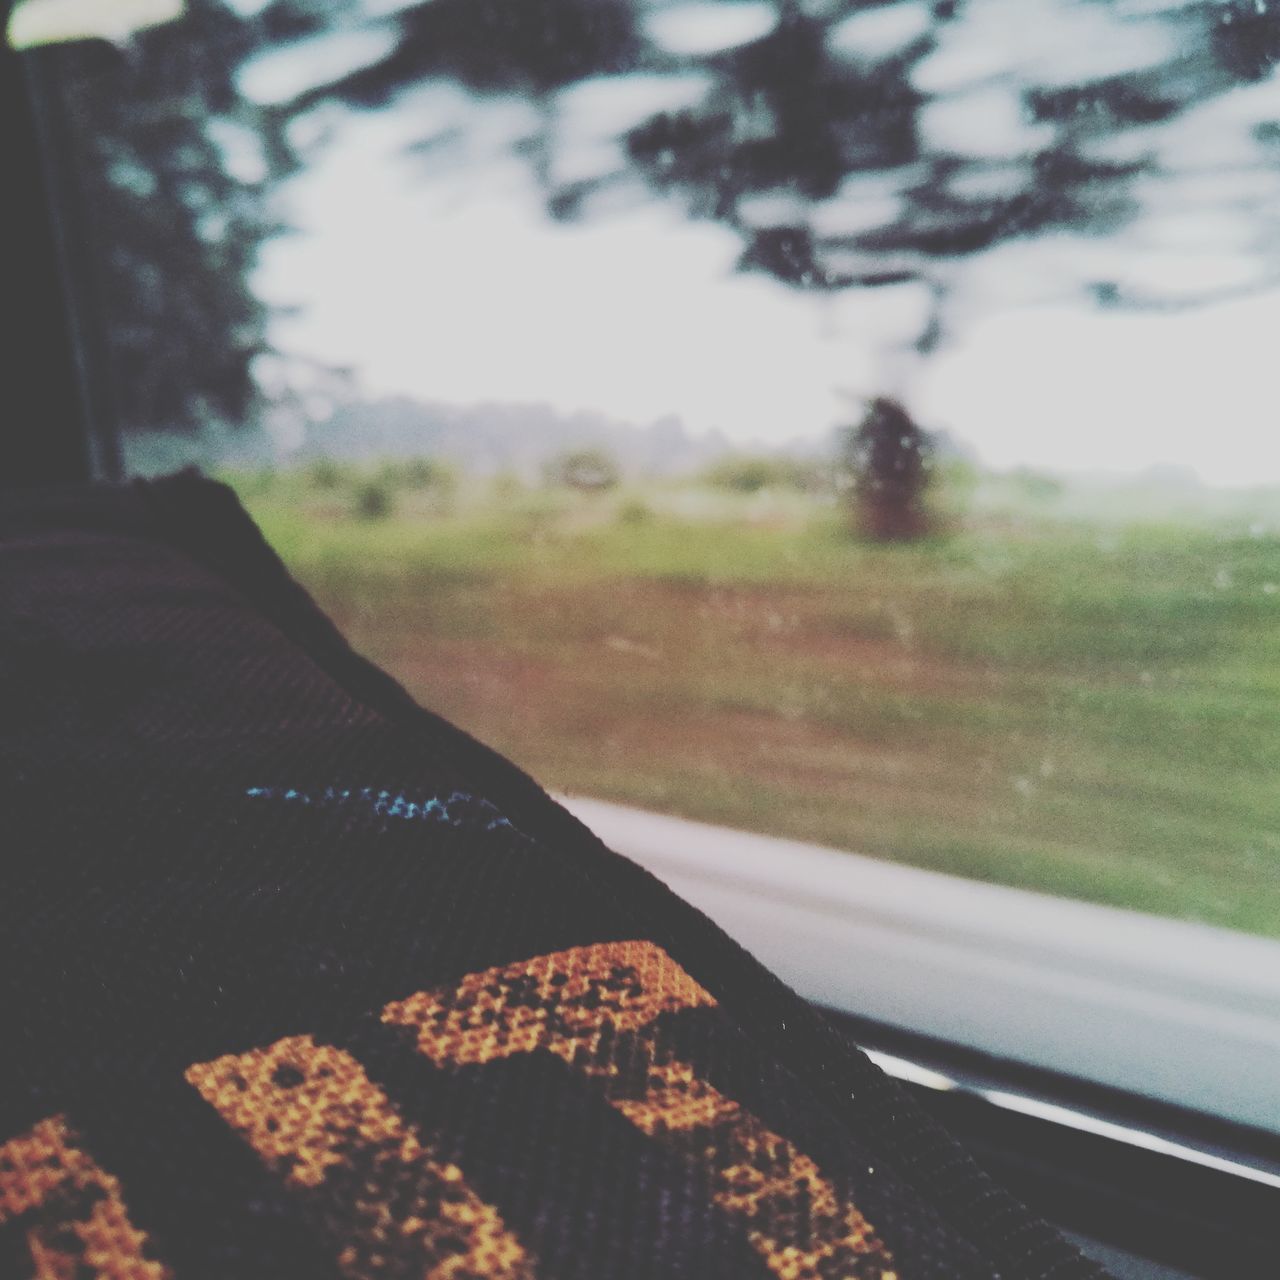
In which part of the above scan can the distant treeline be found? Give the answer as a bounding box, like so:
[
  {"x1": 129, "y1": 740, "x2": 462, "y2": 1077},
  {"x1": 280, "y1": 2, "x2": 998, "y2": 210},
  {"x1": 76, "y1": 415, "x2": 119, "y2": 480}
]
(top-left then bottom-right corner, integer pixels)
[{"x1": 233, "y1": 398, "x2": 972, "y2": 542}]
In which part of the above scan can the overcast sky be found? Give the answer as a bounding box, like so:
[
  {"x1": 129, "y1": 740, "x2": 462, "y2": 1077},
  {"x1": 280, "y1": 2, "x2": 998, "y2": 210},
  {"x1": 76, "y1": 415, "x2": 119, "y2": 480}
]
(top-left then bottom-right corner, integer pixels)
[{"x1": 246, "y1": 1, "x2": 1280, "y2": 488}]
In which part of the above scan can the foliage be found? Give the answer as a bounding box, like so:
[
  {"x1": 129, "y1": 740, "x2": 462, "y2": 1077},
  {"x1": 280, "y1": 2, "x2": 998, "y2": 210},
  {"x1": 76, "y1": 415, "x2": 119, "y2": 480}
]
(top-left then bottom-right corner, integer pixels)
[
  {"x1": 43, "y1": 0, "x2": 290, "y2": 437},
  {"x1": 702, "y1": 454, "x2": 825, "y2": 495},
  {"x1": 546, "y1": 447, "x2": 621, "y2": 492},
  {"x1": 353, "y1": 477, "x2": 393, "y2": 519},
  {"x1": 374, "y1": 455, "x2": 458, "y2": 496},
  {"x1": 44, "y1": 0, "x2": 1280, "y2": 449},
  {"x1": 313, "y1": 0, "x2": 1280, "y2": 328},
  {"x1": 839, "y1": 397, "x2": 934, "y2": 541},
  {"x1": 306, "y1": 456, "x2": 344, "y2": 489},
  {"x1": 401, "y1": 456, "x2": 454, "y2": 490},
  {"x1": 617, "y1": 497, "x2": 653, "y2": 525}
]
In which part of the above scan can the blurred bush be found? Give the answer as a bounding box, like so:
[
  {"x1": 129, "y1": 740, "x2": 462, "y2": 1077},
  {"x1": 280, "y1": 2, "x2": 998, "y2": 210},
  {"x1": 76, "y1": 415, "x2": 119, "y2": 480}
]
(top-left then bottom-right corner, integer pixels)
[
  {"x1": 702, "y1": 454, "x2": 827, "y2": 495},
  {"x1": 545, "y1": 447, "x2": 620, "y2": 492},
  {"x1": 353, "y1": 478, "x2": 393, "y2": 520},
  {"x1": 305, "y1": 457, "x2": 344, "y2": 489},
  {"x1": 617, "y1": 497, "x2": 653, "y2": 525}
]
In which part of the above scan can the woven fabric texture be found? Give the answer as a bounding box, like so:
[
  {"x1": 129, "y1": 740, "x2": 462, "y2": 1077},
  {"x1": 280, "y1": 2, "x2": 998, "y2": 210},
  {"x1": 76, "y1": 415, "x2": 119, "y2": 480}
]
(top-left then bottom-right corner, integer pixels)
[{"x1": 0, "y1": 476, "x2": 1107, "y2": 1280}]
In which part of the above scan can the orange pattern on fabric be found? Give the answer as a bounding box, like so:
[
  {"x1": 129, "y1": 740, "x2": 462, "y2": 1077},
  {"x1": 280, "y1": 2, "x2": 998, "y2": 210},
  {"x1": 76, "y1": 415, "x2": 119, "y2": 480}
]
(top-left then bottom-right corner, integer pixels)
[
  {"x1": 3, "y1": 942, "x2": 899, "y2": 1279},
  {"x1": 185, "y1": 1034, "x2": 535, "y2": 1280},
  {"x1": 383, "y1": 940, "x2": 898, "y2": 1280},
  {"x1": 0, "y1": 1115, "x2": 171, "y2": 1280},
  {"x1": 382, "y1": 939, "x2": 716, "y2": 1067}
]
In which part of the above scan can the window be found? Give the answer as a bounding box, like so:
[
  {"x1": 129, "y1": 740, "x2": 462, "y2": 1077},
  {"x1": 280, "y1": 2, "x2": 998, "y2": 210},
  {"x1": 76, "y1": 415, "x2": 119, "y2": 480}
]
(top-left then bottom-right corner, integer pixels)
[{"x1": 14, "y1": 3, "x2": 1280, "y2": 1266}]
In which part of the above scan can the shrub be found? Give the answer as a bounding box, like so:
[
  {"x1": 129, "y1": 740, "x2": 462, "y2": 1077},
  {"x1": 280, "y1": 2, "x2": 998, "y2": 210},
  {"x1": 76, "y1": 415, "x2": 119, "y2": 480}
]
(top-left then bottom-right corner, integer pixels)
[
  {"x1": 396, "y1": 456, "x2": 456, "y2": 495},
  {"x1": 546, "y1": 447, "x2": 621, "y2": 492},
  {"x1": 703, "y1": 454, "x2": 825, "y2": 494},
  {"x1": 305, "y1": 457, "x2": 343, "y2": 489},
  {"x1": 617, "y1": 498, "x2": 653, "y2": 525},
  {"x1": 353, "y1": 479, "x2": 393, "y2": 520}
]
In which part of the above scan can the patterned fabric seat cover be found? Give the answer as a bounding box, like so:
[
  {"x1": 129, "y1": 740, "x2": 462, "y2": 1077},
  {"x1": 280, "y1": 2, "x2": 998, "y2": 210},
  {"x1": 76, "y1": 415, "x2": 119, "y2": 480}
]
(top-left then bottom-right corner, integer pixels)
[{"x1": 0, "y1": 476, "x2": 1106, "y2": 1280}]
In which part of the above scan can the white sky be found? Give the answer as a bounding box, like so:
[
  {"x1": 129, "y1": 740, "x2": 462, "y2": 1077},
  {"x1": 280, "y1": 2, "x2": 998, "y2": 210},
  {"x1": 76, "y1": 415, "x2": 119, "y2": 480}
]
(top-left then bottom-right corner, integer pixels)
[{"x1": 249, "y1": 5, "x2": 1280, "y2": 488}]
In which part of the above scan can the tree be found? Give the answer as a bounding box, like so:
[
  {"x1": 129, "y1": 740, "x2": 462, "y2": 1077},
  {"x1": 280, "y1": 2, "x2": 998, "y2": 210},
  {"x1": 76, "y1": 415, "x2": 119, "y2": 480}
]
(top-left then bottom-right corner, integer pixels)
[
  {"x1": 840, "y1": 397, "x2": 934, "y2": 541},
  {"x1": 23, "y1": 0, "x2": 353, "y2": 456},
  {"x1": 313, "y1": 0, "x2": 1280, "y2": 345},
  {"x1": 36, "y1": 0, "x2": 296, "y2": 444},
  {"x1": 35, "y1": 0, "x2": 1280, "y2": 457}
]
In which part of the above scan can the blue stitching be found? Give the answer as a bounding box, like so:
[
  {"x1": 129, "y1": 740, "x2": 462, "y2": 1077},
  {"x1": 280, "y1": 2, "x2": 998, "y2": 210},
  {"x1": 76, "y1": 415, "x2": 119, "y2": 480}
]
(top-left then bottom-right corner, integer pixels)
[{"x1": 244, "y1": 785, "x2": 514, "y2": 831}]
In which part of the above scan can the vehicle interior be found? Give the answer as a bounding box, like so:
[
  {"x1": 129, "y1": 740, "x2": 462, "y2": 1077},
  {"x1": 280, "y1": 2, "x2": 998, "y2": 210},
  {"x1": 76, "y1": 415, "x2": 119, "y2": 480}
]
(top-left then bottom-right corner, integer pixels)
[{"x1": 6, "y1": 1, "x2": 1280, "y2": 1277}]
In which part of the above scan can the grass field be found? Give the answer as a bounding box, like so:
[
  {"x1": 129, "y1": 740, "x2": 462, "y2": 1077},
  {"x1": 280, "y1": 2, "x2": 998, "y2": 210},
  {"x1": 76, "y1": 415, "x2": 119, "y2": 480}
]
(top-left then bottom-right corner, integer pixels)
[{"x1": 231, "y1": 466, "x2": 1280, "y2": 939}]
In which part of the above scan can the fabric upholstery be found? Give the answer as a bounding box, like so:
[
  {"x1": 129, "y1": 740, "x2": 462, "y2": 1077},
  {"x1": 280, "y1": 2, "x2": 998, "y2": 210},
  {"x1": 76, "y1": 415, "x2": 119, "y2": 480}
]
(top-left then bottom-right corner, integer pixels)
[{"x1": 0, "y1": 476, "x2": 1106, "y2": 1279}]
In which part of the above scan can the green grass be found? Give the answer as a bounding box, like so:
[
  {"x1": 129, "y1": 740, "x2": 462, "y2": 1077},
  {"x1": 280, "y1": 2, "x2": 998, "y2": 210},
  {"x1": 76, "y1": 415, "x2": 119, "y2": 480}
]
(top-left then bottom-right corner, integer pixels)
[{"x1": 230, "y1": 467, "x2": 1280, "y2": 939}]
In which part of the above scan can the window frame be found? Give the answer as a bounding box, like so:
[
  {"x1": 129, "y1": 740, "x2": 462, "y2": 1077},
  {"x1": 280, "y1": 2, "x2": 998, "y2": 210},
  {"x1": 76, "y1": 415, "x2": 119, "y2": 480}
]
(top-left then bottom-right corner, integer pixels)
[{"x1": 4, "y1": 36, "x2": 120, "y2": 487}]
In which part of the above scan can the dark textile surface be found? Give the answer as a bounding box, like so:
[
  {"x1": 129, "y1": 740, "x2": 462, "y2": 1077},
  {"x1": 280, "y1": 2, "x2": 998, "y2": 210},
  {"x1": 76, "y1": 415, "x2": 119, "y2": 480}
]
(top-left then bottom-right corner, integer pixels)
[{"x1": 0, "y1": 475, "x2": 1106, "y2": 1279}]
